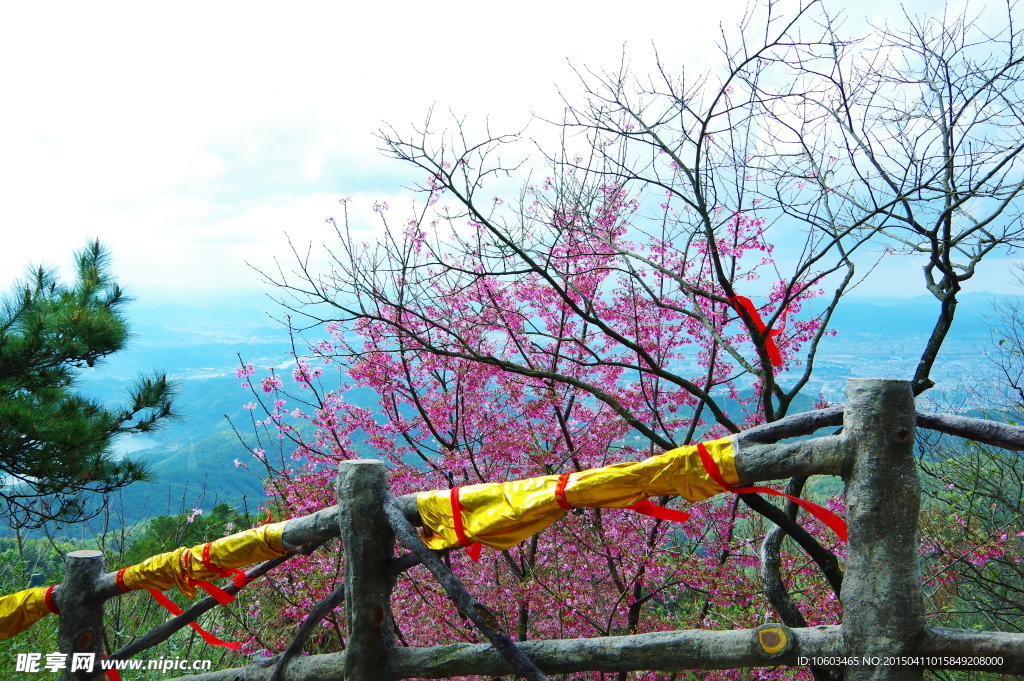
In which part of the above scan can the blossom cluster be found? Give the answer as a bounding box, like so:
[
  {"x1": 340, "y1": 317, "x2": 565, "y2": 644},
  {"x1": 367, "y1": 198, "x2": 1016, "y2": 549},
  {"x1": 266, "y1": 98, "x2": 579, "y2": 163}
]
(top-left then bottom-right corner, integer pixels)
[{"x1": 229, "y1": 187, "x2": 850, "y2": 679}]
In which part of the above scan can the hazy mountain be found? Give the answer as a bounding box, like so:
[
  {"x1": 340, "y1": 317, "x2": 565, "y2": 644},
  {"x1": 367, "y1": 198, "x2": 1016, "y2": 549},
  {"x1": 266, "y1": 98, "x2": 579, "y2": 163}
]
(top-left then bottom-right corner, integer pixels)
[{"x1": 34, "y1": 286, "x2": 1020, "y2": 527}]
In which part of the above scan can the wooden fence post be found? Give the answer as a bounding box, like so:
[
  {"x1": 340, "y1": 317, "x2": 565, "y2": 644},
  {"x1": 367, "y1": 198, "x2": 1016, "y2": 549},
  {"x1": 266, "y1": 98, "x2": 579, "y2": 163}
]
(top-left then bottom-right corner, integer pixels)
[
  {"x1": 842, "y1": 379, "x2": 924, "y2": 681},
  {"x1": 55, "y1": 549, "x2": 106, "y2": 681},
  {"x1": 336, "y1": 459, "x2": 395, "y2": 681}
]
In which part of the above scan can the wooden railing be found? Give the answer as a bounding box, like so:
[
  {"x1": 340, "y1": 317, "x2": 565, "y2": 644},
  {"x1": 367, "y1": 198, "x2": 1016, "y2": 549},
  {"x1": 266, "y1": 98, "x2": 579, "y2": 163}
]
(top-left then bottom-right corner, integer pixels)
[{"x1": 51, "y1": 379, "x2": 1024, "y2": 680}]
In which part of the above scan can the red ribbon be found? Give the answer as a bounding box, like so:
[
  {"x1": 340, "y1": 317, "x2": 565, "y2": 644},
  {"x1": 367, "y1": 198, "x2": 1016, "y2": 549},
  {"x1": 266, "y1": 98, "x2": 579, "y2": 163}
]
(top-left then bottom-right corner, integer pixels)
[
  {"x1": 101, "y1": 656, "x2": 122, "y2": 681},
  {"x1": 729, "y1": 295, "x2": 783, "y2": 367},
  {"x1": 697, "y1": 442, "x2": 847, "y2": 542},
  {"x1": 228, "y1": 569, "x2": 253, "y2": 589},
  {"x1": 193, "y1": 543, "x2": 253, "y2": 602},
  {"x1": 204, "y1": 544, "x2": 254, "y2": 588},
  {"x1": 193, "y1": 580, "x2": 235, "y2": 605},
  {"x1": 115, "y1": 568, "x2": 128, "y2": 592},
  {"x1": 557, "y1": 472, "x2": 689, "y2": 524},
  {"x1": 44, "y1": 585, "x2": 59, "y2": 614},
  {"x1": 626, "y1": 498, "x2": 691, "y2": 523},
  {"x1": 146, "y1": 588, "x2": 241, "y2": 650},
  {"x1": 555, "y1": 472, "x2": 574, "y2": 510},
  {"x1": 115, "y1": 541, "x2": 258, "y2": 650},
  {"x1": 450, "y1": 487, "x2": 483, "y2": 561}
]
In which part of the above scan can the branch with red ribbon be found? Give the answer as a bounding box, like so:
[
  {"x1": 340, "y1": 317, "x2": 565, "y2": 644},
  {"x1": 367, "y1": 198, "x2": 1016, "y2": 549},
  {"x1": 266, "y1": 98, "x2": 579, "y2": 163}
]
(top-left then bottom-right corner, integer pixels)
[
  {"x1": 729, "y1": 295, "x2": 784, "y2": 367},
  {"x1": 115, "y1": 541, "x2": 257, "y2": 650},
  {"x1": 145, "y1": 589, "x2": 241, "y2": 650},
  {"x1": 452, "y1": 474, "x2": 692, "y2": 563},
  {"x1": 101, "y1": 655, "x2": 122, "y2": 681},
  {"x1": 698, "y1": 442, "x2": 847, "y2": 542}
]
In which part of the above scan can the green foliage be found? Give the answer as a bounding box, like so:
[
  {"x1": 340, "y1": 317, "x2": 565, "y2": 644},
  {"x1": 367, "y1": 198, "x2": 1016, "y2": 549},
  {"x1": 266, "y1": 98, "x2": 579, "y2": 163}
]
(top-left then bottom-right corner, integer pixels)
[
  {"x1": 0, "y1": 240, "x2": 178, "y2": 527},
  {"x1": 121, "y1": 503, "x2": 251, "y2": 566},
  {"x1": 0, "y1": 536, "x2": 75, "y2": 586},
  {"x1": 918, "y1": 432, "x2": 1024, "y2": 635}
]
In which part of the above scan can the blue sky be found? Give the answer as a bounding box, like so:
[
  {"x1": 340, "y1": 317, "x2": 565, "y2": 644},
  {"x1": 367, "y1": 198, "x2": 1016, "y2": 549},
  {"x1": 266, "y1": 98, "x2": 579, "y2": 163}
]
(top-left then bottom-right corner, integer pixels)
[{"x1": 1, "y1": 0, "x2": 1017, "y2": 299}]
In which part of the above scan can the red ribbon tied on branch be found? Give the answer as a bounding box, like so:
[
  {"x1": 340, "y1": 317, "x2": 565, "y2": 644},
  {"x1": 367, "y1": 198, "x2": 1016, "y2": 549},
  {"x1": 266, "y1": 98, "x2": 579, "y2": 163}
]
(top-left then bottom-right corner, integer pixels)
[
  {"x1": 729, "y1": 295, "x2": 784, "y2": 367},
  {"x1": 697, "y1": 442, "x2": 848, "y2": 542}
]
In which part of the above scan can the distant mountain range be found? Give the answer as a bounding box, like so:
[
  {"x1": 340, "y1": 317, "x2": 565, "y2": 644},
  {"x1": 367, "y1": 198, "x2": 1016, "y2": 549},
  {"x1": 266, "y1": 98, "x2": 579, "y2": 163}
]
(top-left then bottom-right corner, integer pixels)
[
  {"x1": 824, "y1": 291, "x2": 1007, "y2": 341},
  {"x1": 57, "y1": 286, "x2": 1022, "y2": 527}
]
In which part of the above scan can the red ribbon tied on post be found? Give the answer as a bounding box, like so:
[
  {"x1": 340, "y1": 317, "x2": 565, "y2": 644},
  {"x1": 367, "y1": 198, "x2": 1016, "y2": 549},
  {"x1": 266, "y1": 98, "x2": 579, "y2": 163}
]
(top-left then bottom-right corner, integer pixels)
[
  {"x1": 729, "y1": 295, "x2": 784, "y2": 367},
  {"x1": 697, "y1": 442, "x2": 847, "y2": 542},
  {"x1": 44, "y1": 585, "x2": 59, "y2": 614}
]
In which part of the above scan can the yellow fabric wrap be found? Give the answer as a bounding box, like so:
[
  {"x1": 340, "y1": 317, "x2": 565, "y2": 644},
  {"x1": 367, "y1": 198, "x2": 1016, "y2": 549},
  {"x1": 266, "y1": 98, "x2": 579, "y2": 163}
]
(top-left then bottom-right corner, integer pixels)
[
  {"x1": 118, "y1": 521, "x2": 289, "y2": 598},
  {"x1": 417, "y1": 436, "x2": 739, "y2": 551},
  {"x1": 0, "y1": 587, "x2": 54, "y2": 640}
]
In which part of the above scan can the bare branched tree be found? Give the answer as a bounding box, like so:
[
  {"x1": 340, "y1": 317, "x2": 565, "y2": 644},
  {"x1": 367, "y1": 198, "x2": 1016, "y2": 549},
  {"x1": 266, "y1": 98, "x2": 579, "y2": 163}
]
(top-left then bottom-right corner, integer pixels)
[
  {"x1": 772, "y1": 3, "x2": 1024, "y2": 396},
  {"x1": 260, "y1": 1, "x2": 1024, "y2": 668}
]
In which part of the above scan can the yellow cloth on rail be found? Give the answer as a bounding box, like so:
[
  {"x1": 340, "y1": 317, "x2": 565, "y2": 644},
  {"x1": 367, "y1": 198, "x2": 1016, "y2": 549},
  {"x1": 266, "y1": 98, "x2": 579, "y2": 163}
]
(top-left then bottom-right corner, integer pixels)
[
  {"x1": 0, "y1": 586, "x2": 55, "y2": 640},
  {"x1": 417, "y1": 436, "x2": 739, "y2": 551},
  {"x1": 118, "y1": 521, "x2": 289, "y2": 598}
]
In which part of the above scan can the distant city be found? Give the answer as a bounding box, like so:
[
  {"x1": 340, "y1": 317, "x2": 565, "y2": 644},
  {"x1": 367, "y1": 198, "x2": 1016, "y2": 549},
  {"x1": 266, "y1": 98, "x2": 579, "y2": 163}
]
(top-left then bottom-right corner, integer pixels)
[
  {"x1": 89, "y1": 287, "x2": 1017, "y2": 431},
  {"x1": 50, "y1": 286, "x2": 1019, "y2": 527}
]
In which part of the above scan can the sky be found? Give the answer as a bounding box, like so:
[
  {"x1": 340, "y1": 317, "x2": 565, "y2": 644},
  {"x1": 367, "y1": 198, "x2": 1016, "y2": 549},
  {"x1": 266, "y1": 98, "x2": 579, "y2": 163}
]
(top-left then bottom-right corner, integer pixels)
[{"x1": 0, "y1": 0, "x2": 1018, "y2": 301}]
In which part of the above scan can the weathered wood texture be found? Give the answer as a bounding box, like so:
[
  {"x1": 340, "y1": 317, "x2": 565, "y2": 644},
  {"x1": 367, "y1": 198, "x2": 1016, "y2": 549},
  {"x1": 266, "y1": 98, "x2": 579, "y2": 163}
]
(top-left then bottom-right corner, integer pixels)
[
  {"x1": 842, "y1": 379, "x2": 924, "y2": 681},
  {"x1": 915, "y1": 411, "x2": 1024, "y2": 450},
  {"x1": 740, "y1": 406, "x2": 844, "y2": 444},
  {"x1": 736, "y1": 435, "x2": 847, "y2": 481},
  {"x1": 163, "y1": 625, "x2": 846, "y2": 681},
  {"x1": 56, "y1": 380, "x2": 1024, "y2": 680},
  {"x1": 336, "y1": 460, "x2": 396, "y2": 681},
  {"x1": 106, "y1": 544, "x2": 324, "y2": 663},
  {"x1": 383, "y1": 492, "x2": 551, "y2": 681},
  {"x1": 55, "y1": 550, "x2": 106, "y2": 681},
  {"x1": 918, "y1": 627, "x2": 1024, "y2": 673}
]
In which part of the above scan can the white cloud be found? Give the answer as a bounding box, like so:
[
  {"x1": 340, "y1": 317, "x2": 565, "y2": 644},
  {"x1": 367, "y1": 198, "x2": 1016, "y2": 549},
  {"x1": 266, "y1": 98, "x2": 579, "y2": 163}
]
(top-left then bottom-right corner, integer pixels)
[{"x1": 0, "y1": 0, "x2": 997, "y2": 295}]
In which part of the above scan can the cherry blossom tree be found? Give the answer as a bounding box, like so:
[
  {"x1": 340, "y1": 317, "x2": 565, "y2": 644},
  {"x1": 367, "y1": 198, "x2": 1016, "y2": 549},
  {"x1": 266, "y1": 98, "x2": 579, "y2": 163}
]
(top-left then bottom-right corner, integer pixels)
[
  {"x1": 249, "y1": 2, "x2": 854, "y2": 652},
  {"x1": 761, "y1": 5, "x2": 1024, "y2": 397},
  {"x1": 231, "y1": 2, "x2": 1024, "y2": 678},
  {"x1": 232, "y1": 295, "x2": 843, "y2": 681}
]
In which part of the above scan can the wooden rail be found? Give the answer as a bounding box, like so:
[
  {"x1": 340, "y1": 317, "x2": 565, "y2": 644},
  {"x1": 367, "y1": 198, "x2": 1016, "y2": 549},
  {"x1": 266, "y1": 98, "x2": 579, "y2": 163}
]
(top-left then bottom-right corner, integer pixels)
[{"x1": 48, "y1": 379, "x2": 1024, "y2": 680}]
